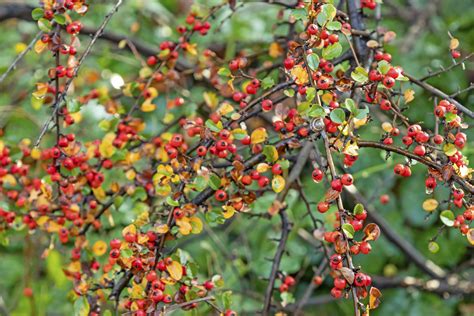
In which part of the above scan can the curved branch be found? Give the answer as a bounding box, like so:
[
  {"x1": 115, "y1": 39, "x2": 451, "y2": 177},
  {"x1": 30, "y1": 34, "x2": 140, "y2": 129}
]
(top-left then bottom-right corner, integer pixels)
[
  {"x1": 357, "y1": 140, "x2": 474, "y2": 194},
  {"x1": 405, "y1": 74, "x2": 474, "y2": 119}
]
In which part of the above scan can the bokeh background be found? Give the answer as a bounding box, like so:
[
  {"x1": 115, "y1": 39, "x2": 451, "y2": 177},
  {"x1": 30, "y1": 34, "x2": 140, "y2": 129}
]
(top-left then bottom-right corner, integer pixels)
[{"x1": 0, "y1": 0, "x2": 473, "y2": 315}]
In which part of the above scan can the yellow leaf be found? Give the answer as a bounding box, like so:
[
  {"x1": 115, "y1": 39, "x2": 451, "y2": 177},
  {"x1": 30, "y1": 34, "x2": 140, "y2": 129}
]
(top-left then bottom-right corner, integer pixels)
[
  {"x1": 422, "y1": 199, "x2": 438, "y2": 212},
  {"x1": 222, "y1": 205, "x2": 236, "y2": 219},
  {"x1": 122, "y1": 224, "x2": 137, "y2": 237},
  {"x1": 129, "y1": 282, "x2": 145, "y2": 299},
  {"x1": 92, "y1": 187, "x2": 106, "y2": 200},
  {"x1": 217, "y1": 102, "x2": 235, "y2": 116},
  {"x1": 99, "y1": 133, "x2": 116, "y2": 158},
  {"x1": 141, "y1": 100, "x2": 156, "y2": 112},
  {"x1": 250, "y1": 127, "x2": 268, "y2": 144},
  {"x1": 353, "y1": 117, "x2": 368, "y2": 129},
  {"x1": 177, "y1": 218, "x2": 192, "y2": 235},
  {"x1": 450, "y1": 38, "x2": 459, "y2": 50},
  {"x1": 269, "y1": 42, "x2": 284, "y2": 58},
  {"x1": 290, "y1": 65, "x2": 309, "y2": 85},
  {"x1": 256, "y1": 163, "x2": 270, "y2": 173},
  {"x1": 467, "y1": 228, "x2": 474, "y2": 246},
  {"x1": 343, "y1": 141, "x2": 359, "y2": 156},
  {"x1": 15, "y1": 42, "x2": 27, "y2": 54},
  {"x1": 166, "y1": 261, "x2": 183, "y2": 281},
  {"x1": 1, "y1": 174, "x2": 17, "y2": 186},
  {"x1": 381, "y1": 122, "x2": 393, "y2": 133},
  {"x1": 272, "y1": 175, "x2": 286, "y2": 193},
  {"x1": 32, "y1": 83, "x2": 48, "y2": 98},
  {"x1": 92, "y1": 240, "x2": 107, "y2": 256},
  {"x1": 404, "y1": 89, "x2": 415, "y2": 104},
  {"x1": 203, "y1": 92, "x2": 219, "y2": 109},
  {"x1": 163, "y1": 112, "x2": 174, "y2": 124},
  {"x1": 135, "y1": 211, "x2": 149, "y2": 227},
  {"x1": 185, "y1": 43, "x2": 198, "y2": 56},
  {"x1": 31, "y1": 148, "x2": 41, "y2": 160},
  {"x1": 443, "y1": 143, "x2": 457, "y2": 156},
  {"x1": 126, "y1": 169, "x2": 136, "y2": 180},
  {"x1": 189, "y1": 216, "x2": 203, "y2": 234},
  {"x1": 155, "y1": 224, "x2": 169, "y2": 234}
]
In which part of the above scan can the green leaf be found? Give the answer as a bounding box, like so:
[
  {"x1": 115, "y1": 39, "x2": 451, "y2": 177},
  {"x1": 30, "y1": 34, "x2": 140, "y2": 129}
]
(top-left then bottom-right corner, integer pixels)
[
  {"x1": 445, "y1": 112, "x2": 457, "y2": 123},
  {"x1": 133, "y1": 187, "x2": 147, "y2": 201},
  {"x1": 306, "y1": 87, "x2": 316, "y2": 102},
  {"x1": 280, "y1": 291, "x2": 295, "y2": 307},
  {"x1": 353, "y1": 106, "x2": 369, "y2": 120},
  {"x1": 53, "y1": 14, "x2": 66, "y2": 25},
  {"x1": 121, "y1": 248, "x2": 133, "y2": 258},
  {"x1": 428, "y1": 241, "x2": 440, "y2": 253},
  {"x1": 31, "y1": 8, "x2": 44, "y2": 21},
  {"x1": 342, "y1": 223, "x2": 355, "y2": 239},
  {"x1": 74, "y1": 296, "x2": 90, "y2": 316},
  {"x1": 440, "y1": 210, "x2": 455, "y2": 227},
  {"x1": 205, "y1": 119, "x2": 222, "y2": 132},
  {"x1": 31, "y1": 96, "x2": 44, "y2": 110},
  {"x1": 351, "y1": 66, "x2": 369, "y2": 84},
  {"x1": 308, "y1": 104, "x2": 326, "y2": 118},
  {"x1": 37, "y1": 18, "x2": 52, "y2": 32},
  {"x1": 166, "y1": 196, "x2": 180, "y2": 206},
  {"x1": 218, "y1": 67, "x2": 231, "y2": 77},
  {"x1": 326, "y1": 21, "x2": 342, "y2": 31},
  {"x1": 194, "y1": 175, "x2": 208, "y2": 192},
  {"x1": 317, "y1": 4, "x2": 336, "y2": 26},
  {"x1": 377, "y1": 60, "x2": 390, "y2": 74},
  {"x1": 261, "y1": 76, "x2": 275, "y2": 89},
  {"x1": 344, "y1": 98, "x2": 356, "y2": 113},
  {"x1": 330, "y1": 108, "x2": 346, "y2": 124},
  {"x1": 353, "y1": 203, "x2": 364, "y2": 215},
  {"x1": 221, "y1": 290, "x2": 233, "y2": 310},
  {"x1": 307, "y1": 53, "x2": 320, "y2": 71},
  {"x1": 67, "y1": 99, "x2": 81, "y2": 113},
  {"x1": 263, "y1": 145, "x2": 278, "y2": 163},
  {"x1": 291, "y1": 8, "x2": 307, "y2": 20},
  {"x1": 284, "y1": 89, "x2": 295, "y2": 98},
  {"x1": 209, "y1": 174, "x2": 221, "y2": 190},
  {"x1": 322, "y1": 43, "x2": 342, "y2": 60}
]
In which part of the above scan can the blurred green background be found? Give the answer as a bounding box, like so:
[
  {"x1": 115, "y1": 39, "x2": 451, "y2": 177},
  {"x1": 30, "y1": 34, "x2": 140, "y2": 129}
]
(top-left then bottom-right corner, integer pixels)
[{"x1": 0, "y1": 0, "x2": 472, "y2": 315}]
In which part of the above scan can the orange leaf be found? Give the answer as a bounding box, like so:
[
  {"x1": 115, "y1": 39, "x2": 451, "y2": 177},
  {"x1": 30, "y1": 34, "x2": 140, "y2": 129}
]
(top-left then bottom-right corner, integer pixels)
[{"x1": 363, "y1": 223, "x2": 381, "y2": 242}]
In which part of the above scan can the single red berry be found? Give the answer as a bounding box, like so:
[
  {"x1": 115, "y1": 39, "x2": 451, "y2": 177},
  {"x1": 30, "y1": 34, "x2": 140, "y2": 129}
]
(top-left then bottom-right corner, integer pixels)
[
  {"x1": 215, "y1": 190, "x2": 227, "y2": 201},
  {"x1": 317, "y1": 202, "x2": 330, "y2": 213},
  {"x1": 341, "y1": 174, "x2": 353, "y2": 186},
  {"x1": 284, "y1": 57, "x2": 295, "y2": 70},
  {"x1": 312, "y1": 168, "x2": 324, "y2": 182}
]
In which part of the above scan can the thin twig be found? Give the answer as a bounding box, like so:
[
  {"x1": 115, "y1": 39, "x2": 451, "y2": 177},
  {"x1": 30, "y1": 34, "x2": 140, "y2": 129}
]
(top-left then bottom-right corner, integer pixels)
[{"x1": 0, "y1": 31, "x2": 43, "y2": 84}]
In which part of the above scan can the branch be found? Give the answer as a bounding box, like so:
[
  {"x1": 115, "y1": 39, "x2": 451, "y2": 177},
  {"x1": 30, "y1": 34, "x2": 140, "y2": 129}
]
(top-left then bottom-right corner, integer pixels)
[
  {"x1": 262, "y1": 142, "x2": 312, "y2": 315},
  {"x1": 405, "y1": 74, "x2": 474, "y2": 119},
  {"x1": 419, "y1": 53, "x2": 473, "y2": 82},
  {"x1": 34, "y1": 0, "x2": 124, "y2": 146},
  {"x1": 0, "y1": 31, "x2": 42, "y2": 84},
  {"x1": 357, "y1": 140, "x2": 474, "y2": 194},
  {"x1": 344, "y1": 185, "x2": 447, "y2": 279},
  {"x1": 372, "y1": 275, "x2": 474, "y2": 295}
]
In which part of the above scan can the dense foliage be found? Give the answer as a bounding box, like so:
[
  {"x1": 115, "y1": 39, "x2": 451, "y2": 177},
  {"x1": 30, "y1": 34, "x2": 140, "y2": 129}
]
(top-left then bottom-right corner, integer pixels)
[{"x1": 0, "y1": 0, "x2": 473, "y2": 315}]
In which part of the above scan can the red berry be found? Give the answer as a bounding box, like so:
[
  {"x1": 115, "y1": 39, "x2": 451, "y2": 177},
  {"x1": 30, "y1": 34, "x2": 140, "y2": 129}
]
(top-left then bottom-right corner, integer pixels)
[
  {"x1": 215, "y1": 190, "x2": 227, "y2": 201},
  {"x1": 334, "y1": 278, "x2": 346, "y2": 290},
  {"x1": 359, "y1": 241, "x2": 371, "y2": 254},
  {"x1": 284, "y1": 57, "x2": 295, "y2": 70},
  {"x1": 317, "y1": 202, "x2": 330, "y2": 213},
  {"x1": 312, "y1": 168, "x2": 324, "y2": 182},
  {"x1": 341, "y1": 174, "x2": 353, "y2": 186}
]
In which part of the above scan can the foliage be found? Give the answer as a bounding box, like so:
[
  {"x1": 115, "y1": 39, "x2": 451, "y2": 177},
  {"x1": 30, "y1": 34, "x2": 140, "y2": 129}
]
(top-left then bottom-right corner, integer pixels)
[{"x1": 0, "y1": 0, "x2": 473, "y2": 315}]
